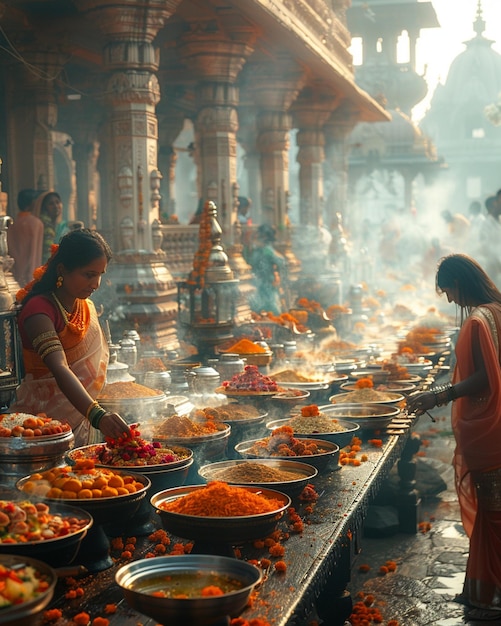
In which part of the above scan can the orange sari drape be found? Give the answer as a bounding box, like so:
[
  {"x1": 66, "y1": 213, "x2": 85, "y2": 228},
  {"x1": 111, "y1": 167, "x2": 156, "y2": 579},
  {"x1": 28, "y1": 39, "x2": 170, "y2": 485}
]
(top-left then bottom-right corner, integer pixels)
[
  {"x1": 10, "y1": 300, "x2": 108, "y2": 447},
  {"x1": 452, "y1": 303, "x2": 501, "y2": 609}
]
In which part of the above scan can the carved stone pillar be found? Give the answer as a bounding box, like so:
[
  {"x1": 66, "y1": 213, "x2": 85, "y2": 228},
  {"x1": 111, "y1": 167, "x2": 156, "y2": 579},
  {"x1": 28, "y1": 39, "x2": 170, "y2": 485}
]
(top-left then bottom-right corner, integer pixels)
[
  {"x1": 5, "y1": 51, "x2": 64, "y2": 192},
  {"x1": 241, "y1": 58, "x2": 305, "y2": 238},
  {"x1": 237, "y1": 106, "x2": 261, "y2": 220},
  {"x1": 292, "y1": 95, "x2": 336, "y2": 227},
  {"x1": 324, "y1": 105, "x2": 358, "y2": 229},
  {"x1": 76, "y1": 0, "x2": 180, "y2": 252},
  {"x1": 178, "y1": 28, "x2": 254, "y2": 242},
  {"x1": 157, "y1": 106, "x2": 186, "y2": 222},
  {"x1": 74, "y1": 0, "x2": 182, "y2": 348}
]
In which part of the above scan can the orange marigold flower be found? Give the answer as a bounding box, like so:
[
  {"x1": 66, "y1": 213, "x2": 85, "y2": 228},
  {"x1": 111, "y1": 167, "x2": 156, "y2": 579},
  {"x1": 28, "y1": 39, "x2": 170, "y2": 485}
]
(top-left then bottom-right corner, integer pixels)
[
  {"x1": 260, "y1": 558, "x2": 271, "y2": 569},
  {"x1": 104, "y1": 604, "x2": 117, "y2": 614},
  {"x1": 274, "y1": 560, "x2": 287, "y2": 572},
  {"x1": 201, "y1": 586, "x2": 224, "y2": 596},
  {"x1": 379, "y1": 565, "x2": 389, "y2": 575},
  {"x1": 269, "y1": 543, "x2": 285, "y2": 557},
  {"x1": 358, "y1": 563, "x2": 371, "y2": 572},
  {"x1": 368, "y1": 439, "x2": 383, "y2": 448},
  {"x1": 44, "y1": 608, "x2": 63, "y2": 622},
  {"x1": 73, "y1": 612, "x2": 91, "y2": 626},
  {"x1": 355, "y1": 377, "x2": 374, "y2": 389},
  {"x1": 92, "y1": 618, "x2": 110, "y2": 626}
]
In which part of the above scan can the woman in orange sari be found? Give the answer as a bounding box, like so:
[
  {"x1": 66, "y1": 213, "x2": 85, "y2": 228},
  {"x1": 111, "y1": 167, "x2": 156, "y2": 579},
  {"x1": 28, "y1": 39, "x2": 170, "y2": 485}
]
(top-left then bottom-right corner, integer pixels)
[
  {"x1": 408, "y1": 254, "x2": 501, "y2": 621},
  {"x1": 11, "y1": 228, "x2": 130, "y2": 447}
]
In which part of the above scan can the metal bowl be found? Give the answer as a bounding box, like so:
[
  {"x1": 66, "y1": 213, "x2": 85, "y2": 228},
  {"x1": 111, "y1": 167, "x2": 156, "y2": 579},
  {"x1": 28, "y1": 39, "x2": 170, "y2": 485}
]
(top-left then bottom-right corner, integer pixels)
[
  {"x1": 340, "y1": 381, "x2": 418, "y2": 395},
  {"x1": 270, "y1": 389, "x2": 310, "y2": 406},
  {"x1": 329, "y1": 390, "x2": 405, "y2": 405},
  {"x1": 153, "y1": 423, "x2": 231, "y2": 466},
  {"x1": 151, "y1": 484, "x2": 290, "y2": 544},
  {"x1": 265, "y1": 417, "x2": 360, "y2": 449},
  {"x1": 234, "y1": 437, "x2": 339, "y2": 472},
  {"x1": 317, "y1": 403, "x2": 400, "y2": 430},
  {"x1": 98, "y1": 393, "x2": 169, "y2": 424},
  {"x1": 16, "y1": 470, "x2": 151, "y2": 526},
  {"x1": 198, "y1": 458, "x2": 318, "y2": 498},
  {"x1": 0, "y1": 555, "x2": 57, "y2": 626},
  {"x1": 116, "y1": 555, "x2": 263, "y2": 626},
  {"x1": 0, "y1": 501, "x2": 92, "y2": 568},
  {"x1": 0, "y1": 430, "x2": 75, "y2": 488}
]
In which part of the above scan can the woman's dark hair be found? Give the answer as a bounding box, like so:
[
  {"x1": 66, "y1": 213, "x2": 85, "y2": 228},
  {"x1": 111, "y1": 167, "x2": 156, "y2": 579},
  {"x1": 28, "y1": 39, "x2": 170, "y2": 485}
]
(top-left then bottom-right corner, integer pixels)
[
  {"x1": 40, "y1": 192, "x2": 61, "y2": 213},
  {"x1": 21, "y1": 228, "x2": 112, "y2": 306},
  {"x1": 257, "y1": 223, "x2": 276, "y2": 243},
  {"x1": 436, "y1": 254, "x2": 501, "y2": 309}
]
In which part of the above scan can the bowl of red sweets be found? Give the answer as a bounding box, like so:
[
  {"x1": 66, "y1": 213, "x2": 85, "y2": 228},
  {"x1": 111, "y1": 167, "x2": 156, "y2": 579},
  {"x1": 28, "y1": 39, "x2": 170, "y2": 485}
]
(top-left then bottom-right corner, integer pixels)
[{"x1": 66, "y1": 425, "x2": 194, "y2": 493}]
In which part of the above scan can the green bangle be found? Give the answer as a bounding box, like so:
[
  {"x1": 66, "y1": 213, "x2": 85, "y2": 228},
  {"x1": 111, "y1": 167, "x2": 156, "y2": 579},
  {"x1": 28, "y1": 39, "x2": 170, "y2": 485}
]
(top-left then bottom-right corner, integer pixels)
[{"x1": 88, "y1": 405, "x2": 107, "y2": 429}]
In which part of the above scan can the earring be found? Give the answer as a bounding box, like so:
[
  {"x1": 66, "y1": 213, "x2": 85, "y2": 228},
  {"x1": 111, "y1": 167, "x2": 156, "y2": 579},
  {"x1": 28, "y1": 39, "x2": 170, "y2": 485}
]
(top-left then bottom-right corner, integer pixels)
[{"x1": 56, "y1": 276, "x2": 63, "y2": 288}]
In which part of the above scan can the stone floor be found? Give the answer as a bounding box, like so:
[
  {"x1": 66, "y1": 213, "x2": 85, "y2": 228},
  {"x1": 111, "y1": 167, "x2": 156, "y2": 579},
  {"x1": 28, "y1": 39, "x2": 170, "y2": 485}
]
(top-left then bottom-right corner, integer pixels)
[{"x1": 342, "y1": 405, "x2": 496, "y2": 626}]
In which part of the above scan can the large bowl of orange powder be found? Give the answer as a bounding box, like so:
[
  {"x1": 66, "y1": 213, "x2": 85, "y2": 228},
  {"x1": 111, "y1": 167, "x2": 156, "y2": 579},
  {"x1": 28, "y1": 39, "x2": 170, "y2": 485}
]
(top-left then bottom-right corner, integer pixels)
[{"x1": 151, "y1": 481, "x2": 290, "y2": 545}]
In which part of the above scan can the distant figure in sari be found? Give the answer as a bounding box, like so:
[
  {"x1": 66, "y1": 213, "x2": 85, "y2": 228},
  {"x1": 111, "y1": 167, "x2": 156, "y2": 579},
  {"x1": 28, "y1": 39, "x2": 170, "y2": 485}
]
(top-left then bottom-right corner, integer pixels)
[
  {"x1": 244, "y1": 224, "x2": 286, "y2": 316},
  {"x1": 7, "y1": 189, "x2": 43, "y2": 287},
  {"x1": 34, "y1": 191, "x2": 67, "y2": 262},
  {"x1": 11, "y1": 228, "x2": 131, "y2": 447},
  {"x1": 407, "y1": 254, "x2": 501, "y2": 622}
]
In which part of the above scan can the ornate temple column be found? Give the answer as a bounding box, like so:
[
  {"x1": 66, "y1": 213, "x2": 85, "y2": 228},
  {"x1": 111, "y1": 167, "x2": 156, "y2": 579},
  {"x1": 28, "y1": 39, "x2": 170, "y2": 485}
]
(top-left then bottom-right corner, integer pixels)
[
  {"x1": 323, "y1": 105, "x2": 358, "y2": 226},
  {"x1": 241, "y1": 58, "x2": 305, "y2": 237},
  {"x1": 75, "y1": 0, "x2": 182, "y2": 348},
  {"x1": 5, "y1": 51, "x2": 65, "y2": 194},
  {"x1": 178, "y1": 29, "x2": 255, "y2": 243},
  {"x1": 76, "y1": 0, "x2": 180, "y2": 251},
  {"x1": 157, "y1": 104, "x2": 187, "y2": 222},
  {"x1": 236, "y1": 106, "x2": 261, "y2": 221},
  {"x1": 292, "y1": 94, "x2": 337, "y2": 227}
]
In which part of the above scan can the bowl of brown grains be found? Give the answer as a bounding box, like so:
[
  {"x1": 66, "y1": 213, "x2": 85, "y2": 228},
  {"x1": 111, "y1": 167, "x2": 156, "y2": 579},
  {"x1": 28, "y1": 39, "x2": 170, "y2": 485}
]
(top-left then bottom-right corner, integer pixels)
[
  {"x1": 197, "y1": 458, "x2": 318, "y2": 498},
  {"x1": 265, "y1": 415, "x2": 360, "y2": 449}
]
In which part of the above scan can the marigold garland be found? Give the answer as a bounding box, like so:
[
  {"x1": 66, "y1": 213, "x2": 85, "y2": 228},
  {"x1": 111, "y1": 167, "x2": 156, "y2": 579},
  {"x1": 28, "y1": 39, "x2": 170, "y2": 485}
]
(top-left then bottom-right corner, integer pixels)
[{"x1": 15, "y1": 244, "x2": 59, "y2": 303}]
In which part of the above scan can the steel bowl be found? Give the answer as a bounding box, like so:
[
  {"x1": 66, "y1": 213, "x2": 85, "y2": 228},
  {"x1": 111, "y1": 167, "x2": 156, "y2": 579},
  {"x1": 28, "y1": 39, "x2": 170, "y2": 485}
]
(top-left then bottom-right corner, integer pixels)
[
  {"x1": 265, "y1": 417, "x2": 360, "y2": 449},
  {"x1": 151, "y1": 484, "x2": 290, "y2": 544},
  {"x1": 317, "y1": 403, "x2": 400, "y2": 430},
  {"x1": 198, "y1": 458, "x2": 318, "y2": 498},
  {"x1": 153, "y1": 423, "x2": 231, "y2": 466},
  {"x1": 16, "y1": 470, "x2": 151, "y2": 526},
  {"x1": 0, "y1": 555, "x2": 57, "y2": 626},
  {"x1": 98, "y1": 393, "x2": 169, "y2": 424},
  {"x1": 234, "y1": 437, "x2": 339, "y2": 472},
  {"x1": 329, "y1": 390, "x2": 405, "y2": 405},
  {"x1": 116, "y1": 555, "x2": 263, "y2": 626},
  {"x1": 0, "y1": 430, "x2": 75, "y2": 488},
  {"x1": 0, "y1": 501, "x2": 92, "y2": 568},
  {"x1": 340, "y1": 381, "x2": 418, "y2": 395}
]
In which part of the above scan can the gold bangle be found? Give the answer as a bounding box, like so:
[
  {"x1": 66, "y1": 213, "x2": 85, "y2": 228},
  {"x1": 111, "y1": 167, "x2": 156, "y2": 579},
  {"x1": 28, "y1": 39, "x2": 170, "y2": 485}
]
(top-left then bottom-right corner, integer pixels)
[
  {"x1": 85, "y1": 401, "x2": 99, "y2": 421},
  {"x1": 39, "y1": 343, "x2": 64, "y2": 360},
  {"x1": 32, "y1": 330, "x2": 58, "y2": 349}
]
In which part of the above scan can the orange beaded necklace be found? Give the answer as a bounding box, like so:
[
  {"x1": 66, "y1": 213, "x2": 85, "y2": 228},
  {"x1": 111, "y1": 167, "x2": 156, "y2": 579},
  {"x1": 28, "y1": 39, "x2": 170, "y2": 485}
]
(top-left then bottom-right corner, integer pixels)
[{"x1": 51, "y1": 292, "x2": 87, "y2": 335}]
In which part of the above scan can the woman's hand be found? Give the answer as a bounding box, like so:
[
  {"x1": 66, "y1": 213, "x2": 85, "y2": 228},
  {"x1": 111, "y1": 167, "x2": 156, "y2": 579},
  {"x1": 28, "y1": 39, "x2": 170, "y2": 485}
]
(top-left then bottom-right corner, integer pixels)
[
  {"x1": 406, "y1": 391, "x2": 437, "y2": 415},
  {"x1": 98, "y1": 412, "x2": 131, "y2": 441}
]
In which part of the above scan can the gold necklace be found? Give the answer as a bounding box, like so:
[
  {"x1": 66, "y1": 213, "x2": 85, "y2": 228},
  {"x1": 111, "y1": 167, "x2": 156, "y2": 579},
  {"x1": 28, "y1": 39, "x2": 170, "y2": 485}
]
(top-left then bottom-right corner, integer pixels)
[{"x1": 51, "y1": 292, "x2": 86, "y2": 334}]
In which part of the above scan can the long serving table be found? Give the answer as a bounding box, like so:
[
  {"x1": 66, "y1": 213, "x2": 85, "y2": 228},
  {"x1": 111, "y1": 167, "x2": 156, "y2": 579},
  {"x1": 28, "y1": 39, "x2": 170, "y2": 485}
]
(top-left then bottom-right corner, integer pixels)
[{"x1": 45, "y1": 423, "x2": 418, "y2": 626}]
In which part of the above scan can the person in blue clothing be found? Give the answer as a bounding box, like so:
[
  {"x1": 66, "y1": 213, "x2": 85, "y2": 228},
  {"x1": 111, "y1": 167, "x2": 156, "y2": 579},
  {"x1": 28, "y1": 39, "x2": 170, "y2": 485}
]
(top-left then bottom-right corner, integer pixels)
[{"x1": 244, "y1": 223, "x2": 287, "y2": 315}]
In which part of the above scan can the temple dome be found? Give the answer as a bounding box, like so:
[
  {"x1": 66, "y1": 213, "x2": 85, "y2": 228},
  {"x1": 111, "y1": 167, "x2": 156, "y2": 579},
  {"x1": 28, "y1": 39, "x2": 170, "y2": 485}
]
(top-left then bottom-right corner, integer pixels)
[{"x1": 420, "y1": 7, "x2": 501, "y2": 142}]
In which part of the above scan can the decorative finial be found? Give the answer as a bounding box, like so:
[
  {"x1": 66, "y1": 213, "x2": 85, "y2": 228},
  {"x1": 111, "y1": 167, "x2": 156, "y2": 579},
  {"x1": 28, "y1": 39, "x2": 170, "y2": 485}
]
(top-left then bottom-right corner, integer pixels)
[{"x1": 473, "y1": 0, "x2": 485, "y2": 37}]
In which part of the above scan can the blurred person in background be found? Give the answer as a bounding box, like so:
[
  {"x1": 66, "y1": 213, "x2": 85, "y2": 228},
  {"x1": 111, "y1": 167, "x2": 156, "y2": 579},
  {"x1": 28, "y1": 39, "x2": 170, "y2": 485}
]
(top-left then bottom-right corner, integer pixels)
[
  {"x1": 35, "y1": 191, "x2": 63, "y2": 262},
  {"x1": 7, "y1": 188, "x2": 43, "y2": 287},
  {"x1": 244, "y1": 223, "x2": 287, "y2": 315},
  {"x1": 408, "y1": 254, "x2": 501, "y2": 622}
]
